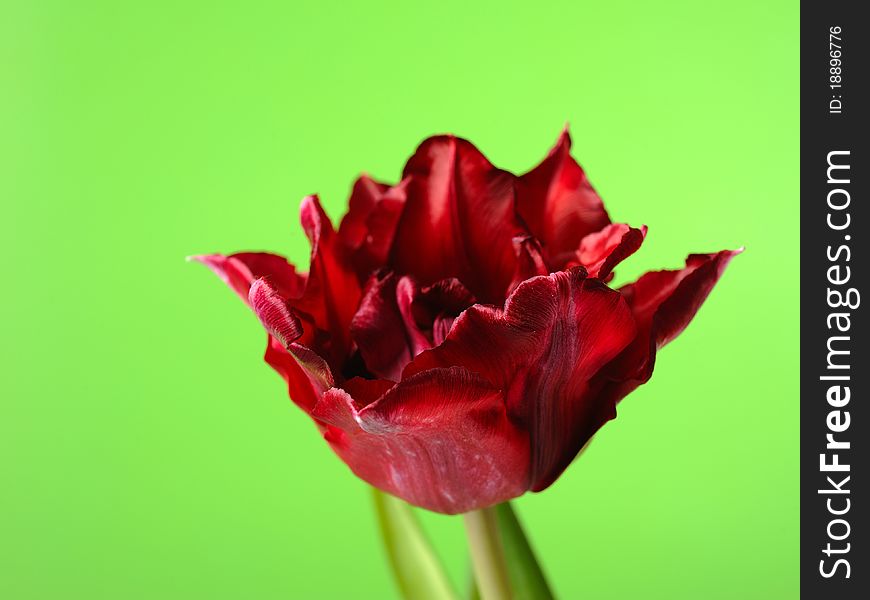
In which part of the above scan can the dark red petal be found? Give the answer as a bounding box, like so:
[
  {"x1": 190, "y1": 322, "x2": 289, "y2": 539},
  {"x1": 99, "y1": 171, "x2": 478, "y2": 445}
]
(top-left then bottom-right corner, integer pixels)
[
  {"x1": 361, "y1": 181, "x2": 408, "y2": 269},
  {"x1": 431, "y1": 316, "x2": 454, "y2": 346},
  {"x1": 248, "y1": 278, "x2": 303, "y2": 347},
  {"x1": 647, "y1": 250, "x2": 741, "y2": 347},
  {"x1": 295, "y1": 195, "x2": 362, "y2": 366},
  {"x1": 350, "y1": 272, "x2": 410, "y2": 381},
  {"x1": 311, "y1": 367, "x2": 530, "y2": 514},
  {"x1": 350, "y1": 272, "x2": 431, "y2": 381},
  {"x1": 413, "y1": 278, "x2": 476, "y2": 346},
  {"x1": 195, "y1": 198, "x2": 361, "y2": 370},
  {"x1": 229, "y1": 252, "x2": 307, "y2": 299},
  {"x1": 341, "y1": 377, "x2": 395, "y2": 408},
  {"x1": 193, "y1": 254, "x2": 334, "y2": 413},
  {"x1": 390, "y1": 135, "x2": 527, "y2": 303},
  {"x1": 190, "y1": 252, "x2": 305, "y2": 303},
  {"x1": 191, "y1": 252, "x2": 315, "y2": 347},
  {"x1": 509, "y1": 235, "x2": 549, "y2": 294},
  {"x1": 598, "y1": 249, "x2": 742, "y2": 402},
  {"x1": 405, "y1": 268, "x2": 637, "y2": 491},
  {"x1": 338, "y1": 174, "x2": 389, "y2": 250},
  {"x1": 574, "y1": 223, "x2": 647, "y2": 280},
  {"x1": 264, "y1": 336, "x2": 334, "y2": 414},
  {"x1": 516, "y1": 129, "x2": 611, "y2": 269},
  {"x1": 416, "y1": 278, "x2": 476, "y2": 316},
  {"x1": 395, "y1": 277, "x2": 433, "y2": 354},
  {"x1": 338, "y1": 176, "x2": 409, "y2": 280}
]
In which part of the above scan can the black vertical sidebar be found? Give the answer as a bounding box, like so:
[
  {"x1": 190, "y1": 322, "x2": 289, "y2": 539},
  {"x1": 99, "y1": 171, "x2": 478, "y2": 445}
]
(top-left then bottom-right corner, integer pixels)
[{"x1": 801, "y1": 1, "x2": 868, "y2": 597}]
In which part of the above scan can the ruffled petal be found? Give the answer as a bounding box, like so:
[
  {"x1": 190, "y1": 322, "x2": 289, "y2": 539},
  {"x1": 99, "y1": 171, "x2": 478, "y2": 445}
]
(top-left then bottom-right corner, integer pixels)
[
  {"x1": 264, "y1": 337, "x2": 334, "y2": 414},
  {"x1": 294, "y1": 195, "x2": 363, "y2": 367},
  {"x1": 395, "y1": 277, "x2": 433, "y2": 356},
  {"x1": 573, "y1": 223, "x2": 647, "y2": 280},
  {"x1": 350, "y1": 272, "x2": 431, "y2": 381},
  {"x1": 191, "y1": 198, "x2": 360, "y2": 407},
  {"x1": 190, "y1": 252, "x2": 306, "y2": 303},
  {"x1": 350, "y1": 272, "x2": 476, "y2": 380},
  {"x1": 311, "y1": 367, "x2": 530, "y2": 514},
  {"x1": 192, "y1": 254, "x2": 333, "y2": 413},
  {"x1": 248, "y1": 279, "x2": 304, "y2": 347},
  {"x1": 337, "y1": 174, "x2": 389, "y2": 250},
  {"x1": 338, "y1": 175, "x2": 409, "y2": 280},
  {"x1": 596, "y1": 249, "x2": 742, "y2": 403},
  {"x1": 390, "y1": 135, "x2": 527, "y2": 303},
  {"x1": 412, "y1": 278, "x2": 476, "y2": 346},
  {"x1": 516, "y1": 129, "x2": 611, "y2": 270},
  {"x1": 415, "y1": 278, "x2": 476, "y2": 317},
  {"x1": 405, "y1": 267, "x2": 637, "y2": 491},
  {"x1": 191, "y1": 197, "x2": 362, "y2": 369},
  {"x1": 509, "y1": 235, "x2": 550, "y2": 294},
  {"x1": 341, "y1": 376, "x2": 395, "y2": 408}
]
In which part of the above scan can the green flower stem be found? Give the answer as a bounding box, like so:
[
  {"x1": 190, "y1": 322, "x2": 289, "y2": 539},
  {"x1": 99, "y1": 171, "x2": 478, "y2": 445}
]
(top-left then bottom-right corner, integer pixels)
[
  {"x1": 494, "y1": 503, "x2": 554, "y2": 599},
  {"x1": 372, "y1": 489, "x2": 459, "y2": 600},
  {"x1": 464, "y1": 506, "x2": 513, "y2": 600}
]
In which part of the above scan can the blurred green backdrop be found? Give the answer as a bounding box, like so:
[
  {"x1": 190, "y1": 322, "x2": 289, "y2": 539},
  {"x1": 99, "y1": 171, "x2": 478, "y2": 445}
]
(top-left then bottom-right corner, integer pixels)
[{"x1": 1, "y1": 1, "x2": 797, "y2": 598}]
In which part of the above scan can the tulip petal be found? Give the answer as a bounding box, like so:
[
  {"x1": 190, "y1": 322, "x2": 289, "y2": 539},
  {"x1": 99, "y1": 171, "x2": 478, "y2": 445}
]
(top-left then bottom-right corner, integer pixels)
[
  {"x1": 248, "y1": 278, "x2": 303, "y2": 348},
  {"x1": 264, "y1": 336, "x2": 334, "y2": 414},
  {"x1": 295, "y1": 195, "x2": 363, "y2": 367},
  {"x1": 509, "y1": 235, "x2": 550, "y2": 293},
  {"x1": 405, "y1": 268, "x2": 637, "y2": 491},
  {"x1": 351, "y1": 273, "x2": 476, "y2": 380},
  {"x1": 312, "y1": 367, "x2": 530, "y2": 514},
  {"x1": 190, "y1": 252, "x2": 306, "y2": 303},
  {"x1": 391, "y1": 135, "x2": 527, "y2": 303},
  {"x1": 574, "y1": 223, "x2": 647, "y2": 280},
  {"x1": 338, "y1": 175, "x2": 409, "y2": 280},
  {"x1": 351, "y1": 272, "x2": 431, "y2": 381},
  {"x1": 338, "y1": 174, "x2": 389, "y2": 250},
  {"x1": 191, "y1": 199, "x2": 361, "y2": 407},
  {"x1": 341, "y1": 377, "x2": 396, "y2": 407},
  {"x1": 416, "y1": 277, "x2": 476, "y2": 315},
  {"x1": 191, "y1": 198, "x2": 362, "y2": 368},
  {"x1": 413, "y1": 278, "x2": 476, "y2": 346},
  {"x1": 396, "y1": 277, "x2": 434, "y2": 356},
  {"x1": 516, "y1": 130, "x2": 611, "y2": 270},
  {"x1": 192, "y1": 253, "x2": 334, "y2": 413},
  {"x1": 597, "y1": 249, "x2": 742, "y2": 403}
]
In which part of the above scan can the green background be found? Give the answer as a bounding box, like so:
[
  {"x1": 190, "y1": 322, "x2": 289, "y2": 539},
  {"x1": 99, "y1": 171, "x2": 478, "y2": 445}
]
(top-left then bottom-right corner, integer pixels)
[{"x1": 1, "y1": 1, "x2": 798, "y2": 598}]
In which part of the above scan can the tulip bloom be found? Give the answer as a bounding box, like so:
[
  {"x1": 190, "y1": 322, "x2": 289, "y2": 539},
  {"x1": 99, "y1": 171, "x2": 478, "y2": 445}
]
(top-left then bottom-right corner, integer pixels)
[{"x1": 194, "y1": 131, "x2": 738, "y2": 515}]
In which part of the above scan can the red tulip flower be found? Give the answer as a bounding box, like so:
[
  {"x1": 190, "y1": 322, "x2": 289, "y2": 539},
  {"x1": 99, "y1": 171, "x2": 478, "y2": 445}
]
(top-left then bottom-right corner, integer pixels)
[{"x1": 194, "y1": 131, "x2": 738, "y2": 515}]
